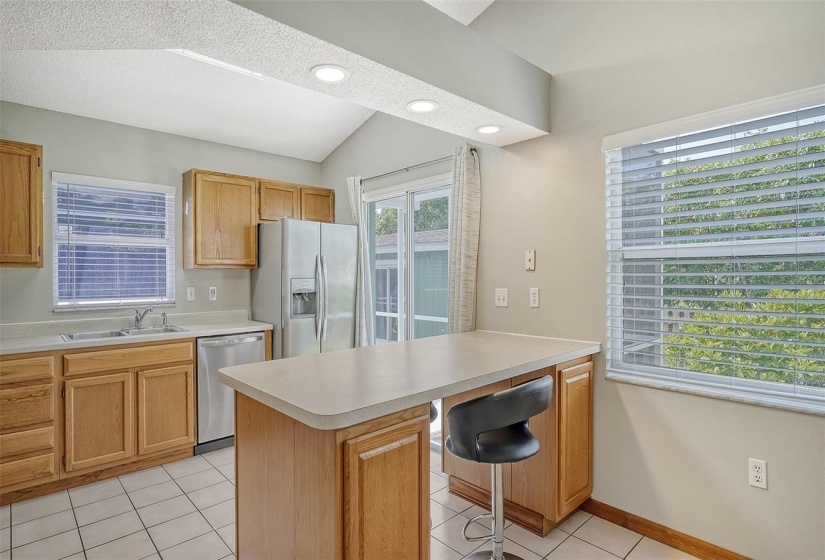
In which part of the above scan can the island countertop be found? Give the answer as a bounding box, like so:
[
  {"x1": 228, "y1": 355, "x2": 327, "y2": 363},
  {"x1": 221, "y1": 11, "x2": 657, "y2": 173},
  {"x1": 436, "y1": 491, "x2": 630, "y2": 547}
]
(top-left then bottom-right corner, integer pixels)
[{"x1": 219, "y1": 330, "x2": 601, "y2": 430}]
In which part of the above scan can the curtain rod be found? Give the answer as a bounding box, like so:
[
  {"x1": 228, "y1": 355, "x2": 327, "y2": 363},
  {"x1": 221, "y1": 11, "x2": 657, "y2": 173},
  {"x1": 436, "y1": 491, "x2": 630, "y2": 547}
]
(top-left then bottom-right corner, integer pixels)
[{"x1": 362, "y1": 155, "x2": 452, "y2": 183}]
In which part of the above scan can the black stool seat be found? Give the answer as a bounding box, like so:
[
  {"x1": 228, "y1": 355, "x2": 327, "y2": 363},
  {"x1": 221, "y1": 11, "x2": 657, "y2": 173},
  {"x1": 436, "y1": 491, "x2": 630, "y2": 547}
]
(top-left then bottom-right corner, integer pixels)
[
  {"x1": 445, "y1": 376, "x2": 552, "y2": 464},
  {"x1": 430, "y1": 402, "x2": 438, "y2": 423}
]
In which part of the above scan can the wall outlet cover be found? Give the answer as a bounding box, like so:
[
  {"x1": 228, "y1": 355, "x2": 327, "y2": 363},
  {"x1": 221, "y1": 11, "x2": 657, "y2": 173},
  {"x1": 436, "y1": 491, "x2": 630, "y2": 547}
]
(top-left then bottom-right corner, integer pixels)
[
  {"x1": 495, "y1": 288, "x2": 508, "y2": 307},
  {"x1": 530, "y1": 287, "x2": 540, "y2": 308},
  {"x1": 749, "y1": 458, "x2": 767, "y2": 489},
  {"x1": 525, "y1": 249, "x2": 536, "y2": 271},
  {"x1": 209, "y1": 286, "x2": 217, "y2": 301}
]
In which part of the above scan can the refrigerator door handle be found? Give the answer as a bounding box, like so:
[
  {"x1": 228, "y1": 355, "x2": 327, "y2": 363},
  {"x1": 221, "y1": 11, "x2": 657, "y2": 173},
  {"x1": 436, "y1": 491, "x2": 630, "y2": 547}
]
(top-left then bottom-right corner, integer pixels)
[
  {"x1": 321, "y1": 255, "x2": 329, "y2": 341},
  {"x1": 315, "y1": 254, "x2": 322, "y2": 341}
]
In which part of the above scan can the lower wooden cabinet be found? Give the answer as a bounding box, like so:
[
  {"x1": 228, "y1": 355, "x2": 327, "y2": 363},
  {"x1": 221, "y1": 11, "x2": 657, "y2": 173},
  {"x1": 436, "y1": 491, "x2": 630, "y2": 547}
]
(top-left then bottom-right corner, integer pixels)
[
  {"x1": 442, "y1": 358, "x2": 594, "y2": 536},
  {"x1": 344, "y1": 418, "x2": 429, "y2": 560},
  {"x1": 138, "y1": 365, "x2": 195, "y2": 455},
  {"x1": 64, "y1": 372, "x2": 134, "y2": 472}
]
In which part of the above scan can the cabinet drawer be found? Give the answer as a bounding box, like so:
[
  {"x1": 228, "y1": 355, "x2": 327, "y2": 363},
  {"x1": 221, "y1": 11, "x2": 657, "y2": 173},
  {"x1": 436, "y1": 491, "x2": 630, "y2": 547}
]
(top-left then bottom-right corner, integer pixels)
[
  {"x1": 64, "y1": 342, "x2": 194, "y2": 376},
  {"x1": 0, "y1": 383, "x2": 54, "y2": 431},
  {"x1": 0, "y1": 355, "x2": 54, "y2": 385},
  {"x1": 0, "y1": 453, "x2": 55, "y2": 489},
  {"x1": 0, "y1": 426, "x2": 54, "y2": 461}
]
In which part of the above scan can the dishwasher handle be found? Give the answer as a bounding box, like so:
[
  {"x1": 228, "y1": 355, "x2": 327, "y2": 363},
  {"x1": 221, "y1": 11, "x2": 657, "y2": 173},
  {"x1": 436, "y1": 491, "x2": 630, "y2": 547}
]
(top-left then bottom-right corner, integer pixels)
[{"x1": 198, "y1": 334, "x2": 264, "y2": 348}]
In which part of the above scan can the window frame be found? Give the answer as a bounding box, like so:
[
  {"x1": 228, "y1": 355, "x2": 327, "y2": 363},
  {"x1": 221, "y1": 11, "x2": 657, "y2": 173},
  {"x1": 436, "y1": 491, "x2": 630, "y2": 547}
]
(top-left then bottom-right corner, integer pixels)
[
  {"x1": 604, "y1": 87, "x2": 825, "y2": 416},
  {"x1": 52, "y1": 172, "x2": 176, "y2": 311}
]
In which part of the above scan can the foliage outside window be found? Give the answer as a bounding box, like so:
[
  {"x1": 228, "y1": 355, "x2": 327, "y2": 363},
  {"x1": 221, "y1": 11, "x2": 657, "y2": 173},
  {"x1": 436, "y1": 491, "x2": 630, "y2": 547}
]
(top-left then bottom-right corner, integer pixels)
[
  {"x1": 606, "y1": 102, "x2": 824, "y2": 414},
  {"x1": 52, "y1": 173, "x2": 175, "y2": 310}
]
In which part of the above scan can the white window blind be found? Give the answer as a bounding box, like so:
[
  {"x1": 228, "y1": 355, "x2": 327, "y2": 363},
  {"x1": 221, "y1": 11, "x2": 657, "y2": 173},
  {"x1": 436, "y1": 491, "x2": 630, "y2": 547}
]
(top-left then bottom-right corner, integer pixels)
[
  {"x1": 52, "y1": 173, "x2": 175, "y2": 310},
  {"x1": 606, "y1": 102, "x2": 825, "y2": 415}
]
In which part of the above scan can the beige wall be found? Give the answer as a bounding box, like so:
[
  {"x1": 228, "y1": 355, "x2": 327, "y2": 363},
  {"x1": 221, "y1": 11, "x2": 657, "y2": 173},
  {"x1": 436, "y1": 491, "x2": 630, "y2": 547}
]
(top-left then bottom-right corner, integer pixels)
[
  {"x1": 0, "y1": 102, "x2": 321, "y2": 324},
  {"x1": 321, "y1": 2, "x2": 825, "y2": 558}
]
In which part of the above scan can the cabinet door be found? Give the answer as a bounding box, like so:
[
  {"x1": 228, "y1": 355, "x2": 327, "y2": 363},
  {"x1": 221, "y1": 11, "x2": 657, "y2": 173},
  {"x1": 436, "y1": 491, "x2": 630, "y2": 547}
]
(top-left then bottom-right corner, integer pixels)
[
  {"x1": 300, "y1": 187, "x2": 334, "y2": 223},
  {"x1": 137, "y1": 365, "x2": 195, "y2": 455},
  {"x1": 259, "y1": 180, "x2": 300, "y2": 221},
  {"x1": 344, "y1": 417, "x2": 429, "y2": 560},
  {"x1": 0, "y1": 139, "x2": 42, "y2": 267},
  {"x1": 557, "y1": 360, "x2": 593, "y2": 518},
  {"x1": 192, "y1": 171, "x2": 257, "y2": 267},
  {"x1": 65, "y1": 372, "x2": 134, "y2": 472}
]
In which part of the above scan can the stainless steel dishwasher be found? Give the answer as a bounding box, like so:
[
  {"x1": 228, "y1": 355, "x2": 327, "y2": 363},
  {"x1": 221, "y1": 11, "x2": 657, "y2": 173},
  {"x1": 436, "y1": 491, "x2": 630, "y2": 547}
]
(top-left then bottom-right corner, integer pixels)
[{"x1": 196, "y1": 332, "x2": 265, "y2": 454}]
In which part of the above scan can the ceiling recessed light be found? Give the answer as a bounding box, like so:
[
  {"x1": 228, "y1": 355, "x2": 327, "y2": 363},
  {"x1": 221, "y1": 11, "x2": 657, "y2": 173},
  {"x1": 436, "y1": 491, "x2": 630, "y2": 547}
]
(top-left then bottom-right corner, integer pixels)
[
  {"x1": 311, "y1": 64, "x2": 350, "y2": 83},
  {"x1": 477, "y1": 125, "x2": 502, "y2": 134},
  {"x1": 406, "y1": 100, "x2": 439, "y2": 113},
  {"x1": 167, "y1": 49, "x2": 265, "y2": 80}
]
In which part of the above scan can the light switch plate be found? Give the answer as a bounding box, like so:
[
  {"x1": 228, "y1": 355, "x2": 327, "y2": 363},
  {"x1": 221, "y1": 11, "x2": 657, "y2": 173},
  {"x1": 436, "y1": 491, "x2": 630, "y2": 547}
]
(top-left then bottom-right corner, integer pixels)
[
  {"x1": 186, "y1": 287, "x2": 195, "y2": 301},
  {"x1": 525, "y1": 249, "x2": 536, "y2": 271},
  {"x1": 209, "y1": 287, "x2": 217, "y2": 301},
  {"x1": 495, "y1": 288, "x2": 508, "y2": 307}
]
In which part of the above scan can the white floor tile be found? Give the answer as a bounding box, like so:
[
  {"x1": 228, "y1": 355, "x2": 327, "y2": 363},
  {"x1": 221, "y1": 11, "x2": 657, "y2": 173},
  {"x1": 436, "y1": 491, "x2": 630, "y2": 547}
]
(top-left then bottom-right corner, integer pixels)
[
  {"x1": 128, "y1": 481, "x2": 183, "y2": 509},
  {"x1": 200, "y1": 499, "x2": 235, "y2": 530},
  {"x1": 546, "y1": 535, "x2": 620, "y2": 560},
  {"x1": 573, "y1": 515, "x2": 642, "y2": 557},
  {"x1": 142, "y1": 555, "x2": 161, "y2": 560},
  {"x1": 216, "y1": 523, "x2": 235, "y2": 553},
  {"x1": 473, "y1": 538, "x2": 544, "y2": 560},
  {"x1": 74, "y1": 494, "x2": 134, "y2": 527},
  {"x1": 431, "y1": 487, "x2": 473, "y2": 514},
  {"x1": 162, "y1": 456, "x2": 213, "y2": 479},
  {"x1": 62, "y1": 553, "x2": 86, "y2": 560},
  {"x1": 158, "y1": 530, "x2": 231, "y2": 560},
  {"x1": 0, "y1": 528, "x2": 8, "y2": 553},
  {"x1": 627, "y1": 537, "x2": 699, "y2": 559},
  {"x1": 119, "y1": 467, "x2": 173, "y2": 493},
  {"x1": 429, "y1": 513, "x2": 488, "y2": 555},
  {"x1": 148, "y1": 511, "x2": 211, "y2": 551},
  {"x1": 0, "y1": 506, "x2": 8, "y2": 529},
  {"x1": 79, "y1": 510, "x2": 143, "y2": 549},
  {"x1": 202, "y1": 448, "x2": 235, "y2": 468},
  {"x1": 85, "y1": 529, "x2": 157, "y2": 560},
  {"x1": 504, "y1": 523, "x2": 568, "y2": 557},
  {"x1": 187, "y1": 481, "x2": 234, "y2": 510},
  {"x1": 11, "y1": 510, "x2": 77, "y2": 548},
  {"x1": 11, "y1": 491, "x2": 72, "y2": 525},
  {"x1": 216, "y1": 463, "x2": 235, "y2": 481},
  {"x1": 175, "y1": 468, "x2": 225, "y2": 494},
  {"x1": 430, "y1": 472, "x2": 448, "y2": 494},
  {"x1": 0, "y1": 550, "x2": 7, "y2": 560},
  {"x1": 10, "y1": 529, "x2": 83, "y2": 560},
  {"x1": 69, "y1": 478, "x2": 125, "y2": 508},
  {"x1": 137, "y1": 495, "x2": 197, "y2": 528},
  {"x1": 557, "y1": 509, "x2": 593, "y2": 534},
  {"x1": 430, "y1": 537, "x2": 461, "y2": 560},
  {"x1": 431, "y1": 500, "x2": 459, "y2": 528}
]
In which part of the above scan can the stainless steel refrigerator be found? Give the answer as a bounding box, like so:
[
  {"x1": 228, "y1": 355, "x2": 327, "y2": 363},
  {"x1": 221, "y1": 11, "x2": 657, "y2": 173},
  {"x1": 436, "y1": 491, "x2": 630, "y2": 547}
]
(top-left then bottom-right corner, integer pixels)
[{"x1": 251, "y1": 219, "x2": 357, "y2": 358}]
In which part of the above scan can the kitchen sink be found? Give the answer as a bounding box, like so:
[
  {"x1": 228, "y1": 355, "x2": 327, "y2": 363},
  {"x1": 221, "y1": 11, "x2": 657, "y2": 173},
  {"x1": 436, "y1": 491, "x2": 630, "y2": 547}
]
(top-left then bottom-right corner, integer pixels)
[
  {"x1": 60, "y1": 325, "x2": 188, "y2": 342},
  {"x1": 120, "y1": 326, "x2": 188, "y2": 336}
]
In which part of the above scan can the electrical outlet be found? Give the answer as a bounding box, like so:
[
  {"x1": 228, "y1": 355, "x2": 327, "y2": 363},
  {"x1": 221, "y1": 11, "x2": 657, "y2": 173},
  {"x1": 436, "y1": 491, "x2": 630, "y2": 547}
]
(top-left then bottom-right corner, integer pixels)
[
  {"x1": 530, "y1": 288, "x2": 540, "y2": 308},
  {"x1": 525, "y1": 249, "x2": 536, "y2": 271},
  {"x1": 749, "y1": 458, "x2": 767, "y2": 489},
  {"x1": 495, "y1": 288, "x2": 508, "y2": 307},
  {"x1": 186, "y1": 287, "x2": 195, "y2": 301},
  {"x1": 209, "y1": 286, "x2": 217, "y2": 301}
]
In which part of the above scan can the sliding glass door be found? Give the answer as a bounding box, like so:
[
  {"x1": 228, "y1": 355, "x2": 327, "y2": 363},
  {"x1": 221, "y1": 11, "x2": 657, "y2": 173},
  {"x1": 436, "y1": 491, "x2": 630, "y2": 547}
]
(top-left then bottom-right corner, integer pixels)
[{"x1": 365, "y1": 174, "x2": 451, "y2": 447}]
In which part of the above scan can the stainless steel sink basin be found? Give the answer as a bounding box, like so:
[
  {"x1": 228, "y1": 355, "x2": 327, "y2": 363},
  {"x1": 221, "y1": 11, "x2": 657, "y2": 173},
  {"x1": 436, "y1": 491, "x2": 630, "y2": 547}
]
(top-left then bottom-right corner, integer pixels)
[
  {"x1": 60, "y1": 330, "x2": 129, "y2": 342},
  {"x1": 120, "y1": 326, "x2": 188, "y2": 336},
  {"x1": 60, "y1": 325, "x2": 188, "y2": 342}
]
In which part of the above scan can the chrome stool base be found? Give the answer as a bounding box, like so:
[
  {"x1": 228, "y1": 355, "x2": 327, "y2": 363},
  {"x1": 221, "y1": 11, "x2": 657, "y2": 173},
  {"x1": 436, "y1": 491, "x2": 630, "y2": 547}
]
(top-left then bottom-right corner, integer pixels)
[{"x1": 461, "y1": 552, "x2": 524, "y2": 560}]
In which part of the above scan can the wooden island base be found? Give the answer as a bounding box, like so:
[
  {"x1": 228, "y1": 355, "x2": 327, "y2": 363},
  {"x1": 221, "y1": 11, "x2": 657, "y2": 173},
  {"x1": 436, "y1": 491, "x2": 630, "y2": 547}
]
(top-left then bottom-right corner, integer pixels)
[{"x1": 235, "y1": 394, "x2": 431, "y2": 560}]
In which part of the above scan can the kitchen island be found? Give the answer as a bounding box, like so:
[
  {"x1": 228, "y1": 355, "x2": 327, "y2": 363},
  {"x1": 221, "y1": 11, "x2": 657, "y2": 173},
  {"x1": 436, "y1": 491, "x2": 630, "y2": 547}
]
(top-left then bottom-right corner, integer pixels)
[{"x1": 220, "y1": 330, "x2": 600, "y2": 559}]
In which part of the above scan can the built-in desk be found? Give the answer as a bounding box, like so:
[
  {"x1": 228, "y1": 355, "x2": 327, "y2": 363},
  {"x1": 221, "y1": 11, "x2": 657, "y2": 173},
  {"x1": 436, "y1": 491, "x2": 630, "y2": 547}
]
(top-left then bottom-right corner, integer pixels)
[{"x1": 220, "y1": 330, "x2": 601, "y2": 560}]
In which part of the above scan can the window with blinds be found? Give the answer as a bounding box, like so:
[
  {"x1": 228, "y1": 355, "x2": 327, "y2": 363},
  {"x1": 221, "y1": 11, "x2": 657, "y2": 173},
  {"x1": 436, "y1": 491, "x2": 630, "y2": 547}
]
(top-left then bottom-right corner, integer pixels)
[
  {"x1": 52, "y1": 173, "x2": 175, "y2": 310},
  {"x1": 605, "y1": 102, "x2": 825, "y2": 414}
]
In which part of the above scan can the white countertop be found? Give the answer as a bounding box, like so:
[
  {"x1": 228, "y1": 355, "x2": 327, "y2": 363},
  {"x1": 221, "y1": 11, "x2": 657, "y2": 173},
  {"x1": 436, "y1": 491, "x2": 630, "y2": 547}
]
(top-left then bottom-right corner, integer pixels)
[
  {"x1": 0, "y1": 320, "x2": 272, "y2": 355},
  {"x1": 220, "y1": 330, "x2": 601, "y2": 430}
]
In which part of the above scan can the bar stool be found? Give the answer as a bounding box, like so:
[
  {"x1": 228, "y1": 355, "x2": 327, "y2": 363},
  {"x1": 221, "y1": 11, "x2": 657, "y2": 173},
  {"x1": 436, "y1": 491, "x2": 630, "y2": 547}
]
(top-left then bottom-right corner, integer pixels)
[{"x1": 445, "y1": 376, "x2": 553, "y2": 560}]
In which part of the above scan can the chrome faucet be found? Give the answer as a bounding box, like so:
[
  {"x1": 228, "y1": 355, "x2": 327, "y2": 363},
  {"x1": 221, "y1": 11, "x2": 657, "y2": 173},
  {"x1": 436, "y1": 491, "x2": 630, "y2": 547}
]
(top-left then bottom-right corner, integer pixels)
[{"x1": 132, "y1": 307, "x2": 153, "y2": 328}]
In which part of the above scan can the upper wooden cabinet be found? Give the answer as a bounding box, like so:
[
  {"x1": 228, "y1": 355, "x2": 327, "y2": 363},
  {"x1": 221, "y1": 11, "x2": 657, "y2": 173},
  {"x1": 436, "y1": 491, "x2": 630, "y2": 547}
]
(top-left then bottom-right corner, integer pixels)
[
  {"x1": 259, "y1": 180, "x2": 300, "y2": 221},
  {"x1": 299, "y1": 187, "x2": 335, "y2": 223},
  {"x1": 0, "y1": 139, "x2": 43, "y2": 267},
  {"x1": 183, "y1": 169, "x2": 258, "y2": 268}
]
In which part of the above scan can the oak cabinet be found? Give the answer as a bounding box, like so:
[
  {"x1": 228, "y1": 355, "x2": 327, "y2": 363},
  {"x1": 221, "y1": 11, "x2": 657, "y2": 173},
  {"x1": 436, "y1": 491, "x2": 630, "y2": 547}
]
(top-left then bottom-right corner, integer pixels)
[
  {"x1": 259, "y1": 180, "x2": 300, "y2": 221},
  {"x1": 183, "y1": 169, "x2": 258, "y2": 268},
  {"x1": 300, "y1": 186, "x2": 335, "y2": 223},
  {"x1": 442, "y1": 358, "x2": 594, "y2": 536},
  {"x1": 344, "y1": 417, "x2": 430, "y2": 560},
  {"x1": 0, "y1": 139, "x2": 43, "y2": 267},
  {"x1": 137, "y1": 365, "x2": 195, "y2": 455},
  {"x1": 64, "y1": 372, "x2": 134, "y2": 472}
]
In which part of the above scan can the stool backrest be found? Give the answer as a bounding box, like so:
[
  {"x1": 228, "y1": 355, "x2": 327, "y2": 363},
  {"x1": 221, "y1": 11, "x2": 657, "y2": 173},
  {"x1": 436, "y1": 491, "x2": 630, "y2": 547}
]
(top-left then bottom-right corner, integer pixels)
[{"x1": 446, "y1": 375, "x2": 552, "y2": 462}]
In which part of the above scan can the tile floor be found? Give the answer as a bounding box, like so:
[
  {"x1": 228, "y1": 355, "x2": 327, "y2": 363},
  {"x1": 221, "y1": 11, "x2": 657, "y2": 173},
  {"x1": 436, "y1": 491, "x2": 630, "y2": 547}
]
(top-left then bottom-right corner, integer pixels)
[{"x1": 0, "y1": 447, "x2": 697, "y2": 560}]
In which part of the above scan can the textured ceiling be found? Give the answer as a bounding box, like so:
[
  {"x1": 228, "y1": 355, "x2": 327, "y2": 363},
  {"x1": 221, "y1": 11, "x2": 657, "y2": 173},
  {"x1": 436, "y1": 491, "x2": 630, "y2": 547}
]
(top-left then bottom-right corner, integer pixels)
[
  {"x1": 1, "y1": 0, "x2": 547, "y2": 152},
  {"x1": 422, "y1": 0, "x2": 494, "y2": 26},
  {"x1": 0, "y1": 49, "x2": 374, "y2": 162}
]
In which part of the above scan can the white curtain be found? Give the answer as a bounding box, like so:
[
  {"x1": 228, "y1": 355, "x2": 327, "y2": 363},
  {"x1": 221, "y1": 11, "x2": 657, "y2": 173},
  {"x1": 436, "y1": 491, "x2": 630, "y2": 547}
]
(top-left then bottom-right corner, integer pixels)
[
  {"x1": 347, "y1": 176, "x2": 375, "y2": 346},
  {"x1": 448, "y1": 144, "x2": 481, "y2": 333}
]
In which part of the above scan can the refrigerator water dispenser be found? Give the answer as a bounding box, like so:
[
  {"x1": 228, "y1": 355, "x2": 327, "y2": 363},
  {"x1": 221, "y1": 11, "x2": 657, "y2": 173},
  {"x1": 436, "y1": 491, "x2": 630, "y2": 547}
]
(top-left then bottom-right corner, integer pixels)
[{"x1": 290, "y1": 278, "x2": 317, "y2": 318}]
